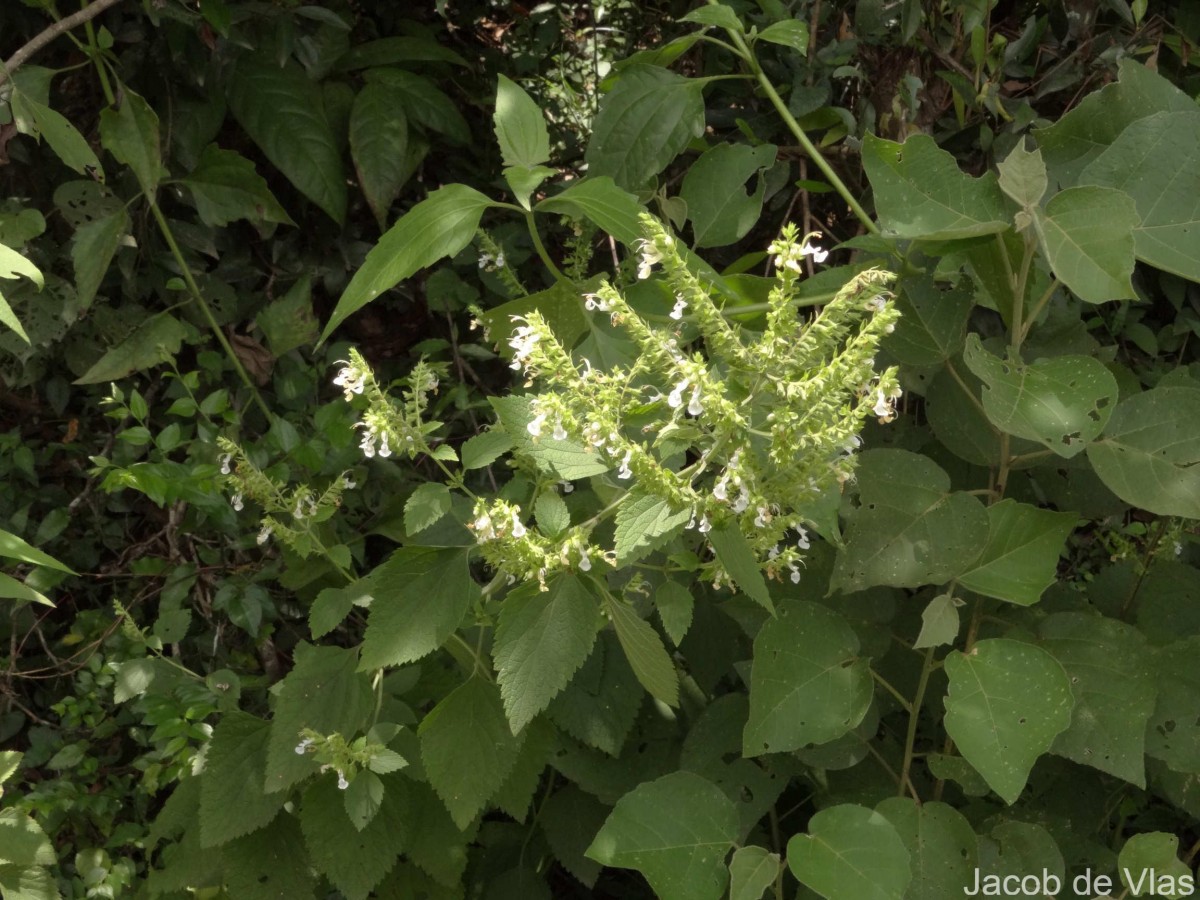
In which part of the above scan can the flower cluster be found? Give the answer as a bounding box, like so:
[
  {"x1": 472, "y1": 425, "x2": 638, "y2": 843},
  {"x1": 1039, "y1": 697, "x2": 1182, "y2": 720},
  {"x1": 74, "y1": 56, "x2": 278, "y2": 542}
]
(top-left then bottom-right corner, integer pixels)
[
  {"x1": 467, "y1": 496, "x2": 609, "y2": 589},
  {"x1": 333, "y1": 349, "x2": 448, "y2": 462}
]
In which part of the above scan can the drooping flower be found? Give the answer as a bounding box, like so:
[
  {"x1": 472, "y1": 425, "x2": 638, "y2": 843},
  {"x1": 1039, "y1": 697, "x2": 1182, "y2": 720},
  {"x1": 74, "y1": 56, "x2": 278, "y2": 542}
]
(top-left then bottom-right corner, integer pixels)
[
  {"x1": 527, "y1": 411, "x2": 547, "y2": 438},
  {"x1": 687, "y1": 386, "x2": 704, "y2": 417},
  {"x1": 617, "y1": 450, "x2": 633, "y2": 480},
  {"x1": 473, "y1": 513, "x2": 497, "y2": 542},
  {"x1": 257, "y1": 524, "x2": 273, "y2": 546},
  {"x1": 511, "y1": 511, "x2": 527, "y2": 538},
  {"x1": 377, "y1": 432, "x2": 392, "y2": 458},
  {"x1": 637, "y1": 239, "x2": 663, "y2": 279},
  {"x1": 333, "y1": 363, "x2": 367, "y2": 401},
  {"x1": 219, "y1": 453, "x2": 233, "y2": 475},
  {"x1": 552, "y1": 420, "x2": 568, "y2": 441},
  {"x1": 584, "y1": 293, "x2": 611, "y2": 312},
  {"x1": 697, "y1": 514, "x2": 712, "y2": 534},
  {"x1": 667, "y1": 379, "x2": 688, "y2": 409},
  {"x1": 800, "y1": 241, "x2": 829, "y2": 264},
  {"x1": 231, "y1": 492, "x2": 244, "y2": 512},
  {"x1": 670, "y1": 295, "x2": 688, "y2": 320},
  {"x1": 337, "y1": 771, "x2": 350, "y2": 790},
  {"x1": 294, "y1": 738, "x2": 313, "y2": 755}
]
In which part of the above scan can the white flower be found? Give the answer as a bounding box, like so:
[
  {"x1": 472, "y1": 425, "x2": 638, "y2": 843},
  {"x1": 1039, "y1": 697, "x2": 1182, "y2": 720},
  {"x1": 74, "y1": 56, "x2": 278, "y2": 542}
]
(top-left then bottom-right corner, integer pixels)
[
  {"x1": 754, "y1": 506, "x2": 770, "y2": 528},
  {"x1": 795, "y1": 526, "x2": 811, "y2": 550},
  {"x1": 732, "y1": 485, "x2": 750, "y2": 514},
  {"x1": 560, "y1": 481, "x2": 574, "y2": 494},
  {"x1": 508, "y1": 320, "x2": 540, "y2": 371},
  {"x1": 478, "y1": 251, "x2": 493, "y2": 269},
  {"x1": 219, "y1": 453, "x2": 232, "y2": 475},
  {"x1": 768, "y1": 544, "x2": 780, "y2": 559},
  {"x1": 527, "y1": 412, "x2": 547, "y2": 438},
  {"x1": 668, "y1": 379, "x2": 688, "y2": 409},
  {"x1": 873, "y1": 388, "x2": 896, "y2": 421},
  {"x1": 293, "y1": 495, "x2": 307, "y2": 519},
  {"x1": 687, "y1": 386, "x2": 703, "y2": 417},
  {"x1": 511, "y1": 511, "x2": 527, "y2": 538},
  {"x1": 584, "y1": 293, "x2": 611, "y2": 312},
  {"x1": 495, "y1": 252, "x2": 506, "y2": 268},
  {"x1": 343, "y1": 475, "x2": 356, "y2": 490},
  {"x1": 333, "y1": 363, "x2": 367, "y2": 401},
  {"x1": 637, "y1": 240, "x2": 662, "y2": 279},
  {"x1": 257, "y1": 524, "x2": 273, "y2": 545},
  {"x1": 801, "y1": 241, "x2": 829, "y2": 264},
  {"x1": 473, "y1": 513, "x2": 496, "y2": 542},
  {"x1": 1175, "y1": 541, "x2": 1184, "y2": 556},
  {"x1": 578, "y1": 547, "x2": 592, "y2": 571},
  {"x1": 788, "y1": 563, "x2": 801, "y2": 584},
  {"x1": 670, "y1": 295, "x2": 688, "y2": 320},
  {"x1": 231, "y1": 492, "x2": 244, "y2": 512},
  {"x1": 713, "y1": 476, "x2": 729, "y2": 502},
  {"x1": 552, "y1": 420, "x2": 568, "y2": 441},
  {"x1": 697, "y1": 515, "x2": 712, "y2": 534},
  {"x1": 337, "y1": 771, "x2": 350, "y2": 790},
  {"x1": 294, "y1": 738, "x2": 313, "y2": 755},
  {"x1": 617, "y1": 450, "x2": 633, "y2": 480},
  {"x1": 866, "y1": 294, "x2": 887, "y2": 313}
]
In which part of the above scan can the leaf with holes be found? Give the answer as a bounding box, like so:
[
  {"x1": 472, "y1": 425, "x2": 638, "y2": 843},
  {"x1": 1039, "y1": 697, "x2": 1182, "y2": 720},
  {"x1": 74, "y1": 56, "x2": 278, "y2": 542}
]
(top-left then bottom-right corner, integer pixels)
[
  {"x1": 681, "y1": 143, "x2": 777, "y2": 248},
  {"x1": 885, "y1": 276, "x2": 973, "y2": 367}
]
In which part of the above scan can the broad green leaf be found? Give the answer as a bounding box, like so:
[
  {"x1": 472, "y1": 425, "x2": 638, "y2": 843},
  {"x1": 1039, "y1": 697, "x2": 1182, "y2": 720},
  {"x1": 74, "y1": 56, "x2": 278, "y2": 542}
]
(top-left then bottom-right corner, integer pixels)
[
  {"x1": 537, "y1": 176, "x2": 646, "y2": 245},
  {"x1": 1079, "y1": 110, "x2": 1200, "y2": 283},
  {"x1": 885, "y1": 276, "x2": 973, "y2": 366},
  {"x1": 481, "y1": 276, "x2": 594, "y2": 354},
  {"x1": 309, "y1": 579, "x2": 372, "y2": 640},
  {"x1": 962, "y1": 334, "x2": 1118, "y2": 458},
  {"x1": 743, "y1": 601, "x2": 871, "y2": 755},
  {"x1": 494, "y1": 74, "x2": 550, "y2": 169},
  {"x1": 680, "y1": 4, "x2": 743, "y2": 31},
  {"x1": 0, "y1": 862, "x2": 59, "y2": 900},
  {"x1": 1145, "y1": 636, "x2": 1200, "y2": 772},
  {"x1": 0, "y1": 529, "x2": 73, "y2": 574},
  {"x1": 300, "y1": 774, "x2": 409, "y2": 900},
  {"x1": 862, "y1": 132, "x2": 1008, "y2": 240},
  {"x1": 403, "y1": 782, "x2": 475, "y2": 887},
  {"x1": 321, "y1": 184, "x2": 492, "y2": 341},
  {"x1": 586, "y1": 65, "x2": 706, "y2": 190},
  {"x1": 492, "y1": 717, "x2": 555, "y2": 821},
  {"x1": 757, "y1": 19, "x2": 811, "y2": 52},
  {"x1": 926, "y1": 752, "x2": 990, "y2": 797},
  {"x1": 604, "y1": 592, "x2": 678, "y2": 707},
  {"x1": 181, "y1": 144, "x2": 295, "y2": 229},
  {"x1": 0, "y1": 242, "x2": 43, "y2": 343},
  {"x1": 419, "y1": 678, "x2": 525, "y2": 829},
  {"x1": 98, "y1": 91, "x2": 164, "y2": 197},
  {"x1": 875, "y1": 798, "x2": 977, "y2": 900},
  {"x1": 490, "y1": 395, "x2": 610, "y2": 480},
  {"x1": 976, "y1": 821, "x2": 1065, "y2": 891},
  {"x1": 363, "y1": 68, "x2": 470, "y2": 143},
  {"x1": 504, "y1": 164, "x2": 557, "y2": 209},
  {"x1": 255, "y1": 275, "x2": 318, "y2": 355},
  {"x1": 10, "y1": 86, "x2": 104, "y2": 180},
  {"x1": 343, "y1": 769, "x2": 384, "y2": 830},
  {"x1": 222, "y1": 815, "x2": 317, "y2": 899},
  {"x1": 264, "y1": 644, "x2": 373, "y2": 794},
  {"x1": 614, "y1": 490, "x2": 691, "y2": 565},
  {"x1": 728, "y1": 846, "x2": 780, "y2": 900},
  {"x1": 71, "y1": 210, "x2": 129, "y2": 312},
  {"x1": 1039, "y1": 613, "x2": 1155, "y2": 786},
  {"x1": 461, "y1": 427, "x2": 514, "y2": 470},
  {"x1": 540, "y1": 785, "x2": 609, "y2": 888},
  {"x1": 831, "y1": 449, "x2": 989, "y2": 593},
  {"x1": 709, "y1": 524, "x2": 772, "y2": 612},
  {"x1": 199, "y1": 712, "x2": 282, "y2": 847},
  {"x1": 787, "y1": 804, "x2": 911, "y2": 900},
  {"x1": 404, "y1": 482, "x2": 452, "y2": 534},
  {"x1": 350, "y1": 82, "x2": 411, "y2": 230},
  {"x1": 943, "y1": 638, "x2": 1074, "y2": 804},
  {"x1": 586, "y1": 771, "x2": 738, "y2": 900},
  {"x1": 0, "y1": 809, "x2": 55, "y2": 867},
  {"x1": 997, "y1": 142, "x2": 1047, "y2": 210},
  {"x1": 1119, "y1": 833, "x2": 1192, "y2": 898},
  {"x1": 655, "y1": 580, "x2": 694, "y2": 646},
  {"x1": 1087, "y1": 386, "x2": 1200, "y2": 517},
  {"x1": 547, "y1": 631, "x2": 643, "y2": 755},
  {"x1": 957, "y1": 500, "x2": 1078, "y2": 606},
  {"x1": 335, "y1": 36, "x2": 468, "y2": 71},
  {"x1": 1032, "y1": 185, "x2": 1139, "y2": 302},
  {"x1": 494, "y1": 576, "x2": 600, "y2": 733},
  {"x1": 1034, "y1": 59, "x2": 1195, "y2": 187},
  {"x1": 359, "y1": 547, "x2": 477, "y2": 670},
  {"x1": 534, "y1": 490, "x2": 571, "y2": 537},
  {"x1": 228, "y1": 55, "x2": 347, "y2": 225},
  {"x1": 680, "y1": 143, "x2": 777, "y2": 248},
  {"x1": 914, "y1": 592, "x2": 960, "y2": 649},
  {"x1": 73, "y1": 312, "x2": 187, "y2": 385}
]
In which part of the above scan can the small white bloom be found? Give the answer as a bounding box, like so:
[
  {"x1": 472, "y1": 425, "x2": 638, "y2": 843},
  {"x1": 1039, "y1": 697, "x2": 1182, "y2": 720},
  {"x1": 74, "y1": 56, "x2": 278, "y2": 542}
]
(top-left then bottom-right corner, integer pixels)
[
  {"x1": 478, "y1": 251, "x2": 493, "y2": 269},
  {"x1": 495, "y1": 252, "x2": 506, "y2": 268},
  {"x1": 687, "y1": 386, "x2": 703, "y2": 417},
  {"x1": 257, "y1": 524, "x2": 273, "y2": 546},
  {"x1": 732, "y1": 485, "x2": 750, "y2": 514},
  {"x1": 337, "y1": 771, "x2": 349, "y2": 790},
  {"x1": 670, "y1": 295, "x2": 688, "y2": 320},
  {"x1": 527, "y1": 412, "x2": 547, "y2": 438},
  {"x1": 295, "y1": 738, "x2": 313, "y2": 755},
  {"x1": 768, "y1": 545, "x2": 780, "y2": 559},
  {"x1": 754, "y1": 506, "x2": 770, "y2": 528},
  {"x1": 343, "y1": 475, "x2": 356, "y2": 490},
  {"x1": 584, "y1": 293, "x2": 611, "y2": 312},
  {"x1": 668, "y1": 379, "x2": 688, "y2": 409},
  {"x1": 219, "y1": 453, "x2": 232, "y2": 475},
  {"x1": 293, "y1": 496, "x2": 306, "y2": 519},
  {"x1": 866, "y1": 294, "x2": 887, "y2": 313},
  {"x1": 332, "y1": 363, "x2": 367, "y2": 401},
  {"x1": 788, "y1": 563, "x2": 801, "y2": 584},
  {"x1": 578, "y1": 547, "x2": 592, "y2": 571},
  {"x1": 795, "y1": 526, "x2": 811, "y2": 550},
  {"x1": 231, "y1": 492, "x2": 244, "y2": 512},
  {"x1": 1175, "y1": 540, "x2": 1184, "y2": 556},
  {"x1": 637, "y1": 240, "x2": 662, "y2": 279},
  {"x1": 508, "y1": 320, "x2": 541, "y2": 371},
  {"x1": 560, "y1": 481, "x2": 574, "y2": 494},
  {"x1": 801, "y1": 241, "x2": 829, "y2": 264},
  {"x1": 377, "y1": 432, "x2": 392, "y2": 458},
  {"x1": 697, "y1": 515, "x2": 712, "y2": 534},
  {"x1": 358, "y1": 425, "x2": 377, "y2": 458},
  {"x1": 713, "y1": 476, "x2": 729, "y2": 502},
  {"x1": 873, "y1": 389, "x2": 895, "y2": 420},
  {"x1": 473, "y1": 513, "x2": 496, "y2": 542},
  {"x1": 511, "y1": 512, "x2": 527, "y2": 538},
  {"x1": 617, "y1": 450, "x2": 633, "y2": 480}
]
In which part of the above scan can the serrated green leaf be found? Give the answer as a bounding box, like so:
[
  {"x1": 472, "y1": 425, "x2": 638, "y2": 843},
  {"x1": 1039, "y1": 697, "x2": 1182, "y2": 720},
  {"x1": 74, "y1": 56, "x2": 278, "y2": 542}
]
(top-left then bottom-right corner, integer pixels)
[
  {"x1": 495, "y1": 576, "x2": 600, "y2": 733},
  {"x1": 300, "y1": 774, "x2": 409, "y2": 900},
  {"x1": 547, "y1": 631, "x2": 643, "y2": 755},
  {"x1": 350, "y1": 82, "x2": 411, "y2": 230},
  {"x1": 504, "y1": 163, "x2": 557, "y2": 209},
  {"x1": 362, "y1": 68, "x2": 470, "y2": 143},
  {"x1": 0, "y1": 809, "x2": 54, "y2": 867},
  {"x1": 404, "y1": 781, "x2": 476, "y2": 887},
  {"x1": 461, "y1": 427, "x2": 514, "y2": 469},
  {"x1": 787, "y1": 804, "x2": 912, "y2": 900},
  {"x1": 1078, "y1": 110, "x2": 1200, "y2": 283},
  {"x1": 264, "y1": 644, "x2": 373, "y2": 794},
  {"x1": 419, "y1": 678, "x2": 525, "y2": 829},
  {"x1": 832, "y1": 449, "x2": 989, "y2": 593},
  {"x1": 585, "y1": 65, "x2": 706, "y2": 190},
  {"x1": 914, "y1": 592, "x2": 961, "y2": 649},
  {"x1": 1039, "y1": 612, "x2": 1155, "y2": 786},
  {"x1": 743, "y1": 601, "x2": 872, "y2": 755},
  {"x1": 0, "y1": 751, "x2": 21, "y2": 787},
  {"x1": 343, "y1": 769, "x2": 384, "y2": 830},
  {"x1": 199, "y1": 712, "x2": 282, "y2": 847},
  {"x1": 540, "y1": 784, "x2": 609, "y2": 888},
  {"x1": 586, "y1": 772, "x2": 738, "y2": 900},
  {"x1": 680, "y1": 143, "x2": 777, "y2": 248},
  {"x1": 614, "y1": 491, "x2": 691, "y2": 565},
  {"x1": 534, "y1": 490, "x2": 571, "y2": 537},
  {"x1": 73, "y1": 312, "x2": 187, "y2": 385},
  {"x1": 943, "y1": 638, "x2": 1075, "y2": 804},
  {"x1": 957, "y1": 500, "x2": 1078, "y2": 606},
  {"x1": 256, "y1": 276, "x2": 318, "y2": 356},
  {"x1": 404, "y1": 483, "x2": 452, "y2": 534},
  {"x1": 1087, "y1": 386, "x2": 1200, "y2": 517},
  {"x1": 228, "y1": 55, "x2": 346, "y2": 225},
  {"x1": 181, "y1": 144, "x2": 295, "y2": 229},
  {"x1": 493, "y1": 716, "x2": 556, "y2": 822},
  {"x1": 494, "y1": 74, "x2": 550, "y2": 169},
  {"x1": 1119, "y1": 833, "x2": 1192, "y2": 898},
  {"x1": 875, "y1": 798, "x2": 977, "y2": 900},
  {"x1": 709, "y1": 524, "x2": 772, "y2": 612},
  {"x1": 309, "y1": 580, "x2": 370, "y2": 639},
  {"x1": 10, "y1": 88, "x2": 104, "y2": 180},
  {"x1": 885, "y1": 275, "x2": 973, "y2": 367},
  {"x1": 862, "y1": 132, "x2": 1008, "y2": 240},
  {"x1": 490, "y1": 395, "x2": 610, "y2": 480},
  {"x1": 98, "y1": 91, "x2": 163, "y2": 197},
  {"x1": 756, "y1": 19, "x2": 810, "y2": 53},
  {"x1": 359, "y1": 547, "x2": 477, "y2": 670},
  {"x1": 0, "y1": 864, "x2": 60, "y2": 900},
  {"x1": 536, "y1": 176, "x2": 646, "y2": 245},
  {"x1": 71, "y1": 209, "x2": 128, "y2": 312},
  {"x1": 962, "y1": 335, "x2": 1118, "y2": 458},
  {"x1": 1032, "y1": 185, "x2": 1140, "y2": 302},
  {"x1": 321, "y1": 184, "x2": 492, "y2": 341},
  {"x1": 655, "y1": 580, "x2": 694, "y2": 646},
  {"x1": 222, "y1": 814, "x2": 317, "y2": 899},
  {"x1": 729, "y1": 846, "x2": 780, "y2": 900},
  {"x1": 997, "y1": 142, "x2": 1047, "y2": 209},
  {"x1": 604, "y1": 592, "x2": 678, "y2": 707}
]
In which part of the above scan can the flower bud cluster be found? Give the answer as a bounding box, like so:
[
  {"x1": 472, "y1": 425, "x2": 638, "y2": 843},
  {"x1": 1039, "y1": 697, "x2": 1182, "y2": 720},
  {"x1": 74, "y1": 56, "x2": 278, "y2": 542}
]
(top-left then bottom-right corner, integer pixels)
[
  {"x1": 468, "y1": 497, "x2": 610, "y2": 589},
  {"x1": 333, "y1": 350, "x2": 448, "y2": 462}
]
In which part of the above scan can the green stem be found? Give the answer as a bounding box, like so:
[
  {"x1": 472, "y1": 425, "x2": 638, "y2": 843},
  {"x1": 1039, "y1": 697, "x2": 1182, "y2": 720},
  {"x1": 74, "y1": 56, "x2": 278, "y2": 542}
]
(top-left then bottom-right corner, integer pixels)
[
  {"x1": 710, "y1": 291, "x2": 837, "y2": 320},
  {"x1": 524, "y1": 211, "x2": 567, "y2": 282},
  {"x1": 81, "y1": 2, "x2": 115, "y2": 106},
  {"x1": 898, "y1": 646, "x2": 936, "y2": 797},
  {"x1": 708, "y1": 2, "x2": 877, "y2": 234},
  {"x1": 148, "y1": 202, "x2": 272, "y2": 420},
  {"x1": 1019, "y1": 278, "x2": 1058, "y2": 345},
  {"x1": 871, "y1": 669, "x2": 913, "y2": 714}
]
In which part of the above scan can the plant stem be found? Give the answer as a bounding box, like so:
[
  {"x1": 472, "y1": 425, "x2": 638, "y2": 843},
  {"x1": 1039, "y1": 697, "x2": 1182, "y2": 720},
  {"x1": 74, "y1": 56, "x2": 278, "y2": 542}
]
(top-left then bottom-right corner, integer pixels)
[
  {"x1": 0, "y1": 0, "x2": 125, "y2": 89},
  {"x1": 82, "y1": 4, "x2": 115, "y2": 106},
  {"x1": 707, "y1": 2, "x2": 878, "y2": 235},
  {"x1": 1019, "y1": 278, "x2": 1058, "y2": 345},
  {"x1": 525, "y1": 211, "x2": 568, "y2": 282},
  {"x1": 148, "y1": 203, "x2": 272, "y2": 420},
  {"x1": 898, "y1": 646, "x2": 936, "y2": 797},
  {"x1": 871, "y1": 669, "x2": 913, "y2": 714}
]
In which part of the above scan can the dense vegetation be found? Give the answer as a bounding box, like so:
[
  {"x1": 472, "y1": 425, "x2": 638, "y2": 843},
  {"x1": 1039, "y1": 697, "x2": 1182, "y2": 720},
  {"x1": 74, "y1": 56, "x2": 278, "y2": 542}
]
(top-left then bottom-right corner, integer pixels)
[{"x1": 1, "y1": 1, "x2": 1199, "y2": 898}]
